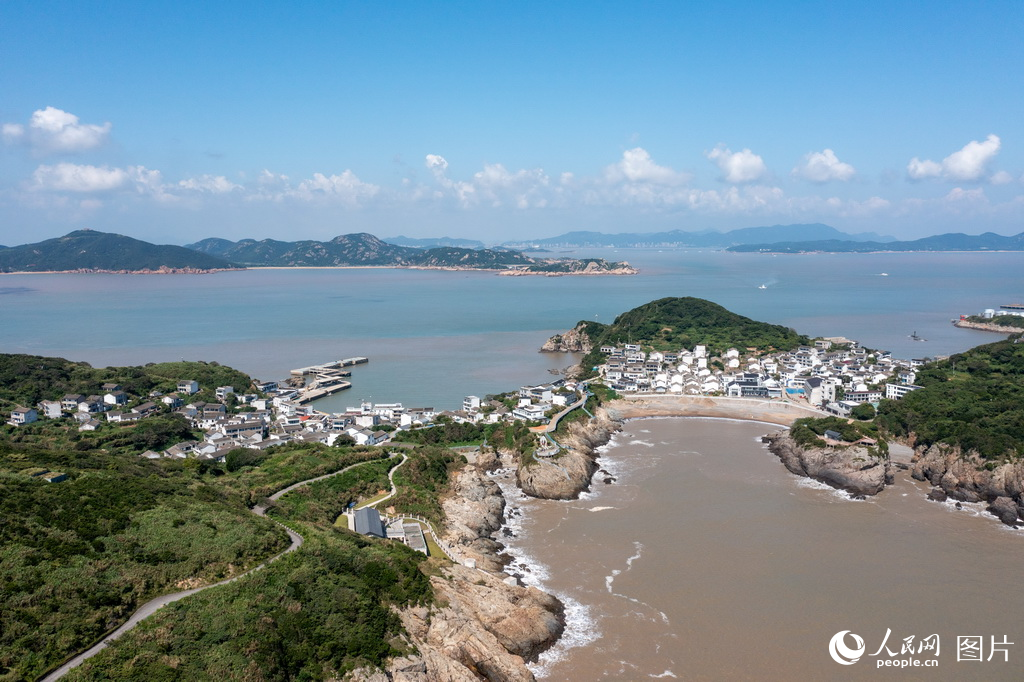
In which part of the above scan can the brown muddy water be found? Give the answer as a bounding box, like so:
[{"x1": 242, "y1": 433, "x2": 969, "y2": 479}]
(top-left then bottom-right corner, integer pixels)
[{"x1": 495, "y1": 418, "x2": 1024, "y2": 681}]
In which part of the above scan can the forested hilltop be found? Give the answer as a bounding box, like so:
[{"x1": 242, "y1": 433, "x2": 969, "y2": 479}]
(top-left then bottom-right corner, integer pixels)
[{"x1": 564, "y1": 297, "x2": 809, "y2": 372}]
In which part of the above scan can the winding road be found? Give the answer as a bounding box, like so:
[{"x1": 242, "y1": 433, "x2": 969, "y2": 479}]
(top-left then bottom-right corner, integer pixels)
[{"x1": 40, "y1": 453, "x2": 397, "y2": 682}]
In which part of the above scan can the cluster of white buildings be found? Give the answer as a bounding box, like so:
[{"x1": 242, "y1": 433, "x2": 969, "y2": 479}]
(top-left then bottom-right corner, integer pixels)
[{"x1": 597, "y1": 338, "x2": 926, "y2": 416}]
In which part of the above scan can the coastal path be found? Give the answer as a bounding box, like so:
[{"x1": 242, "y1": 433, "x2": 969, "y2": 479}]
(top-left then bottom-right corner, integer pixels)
[
  {"x1": 353, "y1": 453, "x2": 407, "y2": 510},
  {"x1": 41, "y1": 453, "x2": 398, "y2": 681}
]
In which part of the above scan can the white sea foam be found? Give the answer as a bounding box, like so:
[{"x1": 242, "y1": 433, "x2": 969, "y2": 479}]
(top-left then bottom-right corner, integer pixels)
[
  {"x1": 589, "y1": 506, "x2": 617, "y2": 512},
  {"x1": 650, "y1": 670, "x2": 678, "y2": 678},
  {"x1": 630, "y1": 439, "x2": 656, "y2": 448},
  {"x1": 527, "y1": 589, "x2": 599, "y2": 677},
  {"x1": 794, "y1": 476, "x2": 873, "y2": 502}
]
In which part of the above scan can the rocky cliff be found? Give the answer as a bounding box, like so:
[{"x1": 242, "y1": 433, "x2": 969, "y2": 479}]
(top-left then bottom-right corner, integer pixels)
[
  {"x1": 540, "y1": 322, "x2": 595, "y2": 353},
  {"x1": 516, "y1": 408, "x2": 619, "y2": 500},
  {"x1": 911, "y1": 443, "x2": 1024, "y2": 526},
  {"x1": 766, "y1": 432, "x2": 893, "y2": 497}
]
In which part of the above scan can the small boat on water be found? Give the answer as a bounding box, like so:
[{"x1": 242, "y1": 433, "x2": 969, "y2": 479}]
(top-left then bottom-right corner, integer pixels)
[
  {"x1": 909, "y1": 331, "x2": 927, "y2": 341},
  {"x1": 758, "y1": 284, "x2": 767, "y2": 290}
]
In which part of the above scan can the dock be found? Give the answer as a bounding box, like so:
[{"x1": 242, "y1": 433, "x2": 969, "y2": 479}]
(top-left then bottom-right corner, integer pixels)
[
  {"x1": 296, "y1": 381, "x2": 352, "y2": 404},
  {"x1": 290, "y1": 357, "x2": 368, "y2": 376}
]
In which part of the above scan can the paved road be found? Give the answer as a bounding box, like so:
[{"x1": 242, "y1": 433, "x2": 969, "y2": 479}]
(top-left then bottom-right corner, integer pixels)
[{"x1": 41, "y1": 454, "x2": 393, "y2": 681}]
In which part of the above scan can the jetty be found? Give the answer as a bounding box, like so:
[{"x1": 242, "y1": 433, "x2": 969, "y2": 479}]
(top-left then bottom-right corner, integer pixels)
[
  {"x1": 289, "y1": 358, "x2": 368, "y2": 403},
  {"x1": 290, "y1": 357, "x2": 368, "y2": 376}
]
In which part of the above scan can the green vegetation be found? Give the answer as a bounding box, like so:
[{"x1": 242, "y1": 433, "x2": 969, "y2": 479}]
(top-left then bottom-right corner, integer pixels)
[
  {"x1": 63, "y1": 528, "x2": 432, "y2": 681},
  {"x1": 790, "y1": 417, "x2": 877, "y2": 447},
  {"x1": 212, "y1": 444, "x2": 388, "y2": 507},
  {"x1": 0, "y1": 457, "x2": 288, "y2": 680},
  {"x1": 0, "y1": 354, "x2": 253, "y2": 408},
  {"x1": 0, "y1": 229, "x2": 234, "y2": 273},
  {"x1": 268, "y1": 458, "x2": 399, "y2": 525},
  {"x1": 387, "y1": 448, "x2": 466, "y2": 525},
  {"x1": 966, "y1": 314, "x2": 1024, "y2": 329},
  {"x1": 876, "y1": 337, "x2": 1024, "y2": 460}
]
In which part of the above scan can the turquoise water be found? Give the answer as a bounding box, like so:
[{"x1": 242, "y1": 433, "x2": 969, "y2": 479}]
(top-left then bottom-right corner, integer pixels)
[{"x1": 1, "y1": 250, "x2": 1020, "y2": 408}]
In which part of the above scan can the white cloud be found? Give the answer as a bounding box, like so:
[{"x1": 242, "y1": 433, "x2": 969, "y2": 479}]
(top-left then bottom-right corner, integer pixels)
[
  {"x1": 990, "y1": 170, "x2": 1014, "y2": 185},
  {"x1": 32, "y1": 163, "x2": 128, "y2": 192},
  {"x1": 906, "y1": 157, "x2": 943, "y2": 179},
  {"x1": 792, "y1": 149, "x2": 855, "y2": 182},
  {"x1": 178, "y1": 175, "x2": 241, "y2": 193},
  {"x1": 292, "y1": 170, "x2": 380, "y2": 206},
  {"x1": 604, "y1": 147, "x2": 690, "y2": 185},
  {"x1": 706, "y1": 145, "x2": 767, "y2": 183},
  {"x1": 4, "y1": 107, "x2": 112, "y2": 154},
  {"x1": 907, "y1": 134, "x2": 1001, "y2": 182},
  {"x1": 425, "y1": 154, "x2": 449, "y2": 172}
]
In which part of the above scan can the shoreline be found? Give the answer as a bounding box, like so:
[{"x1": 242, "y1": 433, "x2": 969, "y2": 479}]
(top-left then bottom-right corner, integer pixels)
[
  {"x1": 1, "y1": 264, "x2": 636, "y2": 277},
  {"x1": 603, "y1": 394, "x2": 829, "y2": 427}
]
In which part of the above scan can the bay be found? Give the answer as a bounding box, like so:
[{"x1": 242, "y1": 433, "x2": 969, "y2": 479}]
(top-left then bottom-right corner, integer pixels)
[
  {"x1": 500, "y1": 418, "x2": 1024, "y2": 681},
  {"x1": 1, "y1": 250, "x2": 1019, "y2": 409}
]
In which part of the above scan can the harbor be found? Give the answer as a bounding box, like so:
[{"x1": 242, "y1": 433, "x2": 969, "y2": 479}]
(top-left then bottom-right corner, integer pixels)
[{"x1": 290, "y1": 358, "x2": 369, "y2": 404}]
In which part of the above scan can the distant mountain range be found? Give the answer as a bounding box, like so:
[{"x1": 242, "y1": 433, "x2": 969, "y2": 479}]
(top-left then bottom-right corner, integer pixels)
[
  {"x1": 0, "y1": 230, "x2": 234, "y2": 272},
  {"x1": 502, "y1": 223, "x2": 894, "y2": 248},
  {"x1": 187, "y1": 233, "x2": 540, "y2": 268},
  {"x1": 185, "y1": 233, "x2": 635, "y2": 274},
  {"x1": 726, "y1": 231, "x2": 1024, "y2": 253},
  {"x1": 384, "y1": 235, "x2": 486, "y2": 249}
]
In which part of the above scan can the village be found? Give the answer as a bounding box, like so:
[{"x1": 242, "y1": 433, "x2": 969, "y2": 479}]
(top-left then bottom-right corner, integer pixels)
[
  {"x1": 5, "y1": 357, "x2": 592, "y2": 487},
  {"x1": 7, "y1": 336, "x2": 929, "y2": 460},
  {"x1": 596, "y1": 337, "x2": 926, "y2": 416}
]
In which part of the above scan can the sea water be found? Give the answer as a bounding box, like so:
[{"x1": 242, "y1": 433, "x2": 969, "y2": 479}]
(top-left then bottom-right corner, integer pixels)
[
  {"x1": 0, "y1": 250, "x2": 1019, "y2": 408},
  {"x1": 501, "y1": 418, "x2": 1024, "y2": 680}
]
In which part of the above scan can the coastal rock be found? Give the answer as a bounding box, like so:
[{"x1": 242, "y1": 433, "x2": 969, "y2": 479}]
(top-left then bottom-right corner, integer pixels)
[
  {"x1": 987, "y1": 497, "x2": 1020, "y2": 526},
  {"x1": 911, "y1": 443, "x2": 1024, "y2": 526},
  {"x1": 383, "y1": 564, "x2": 564, "y2": 682},
  {"x1": 926, "y1": 487, "x2": 948, "y2": 502},
  {"x1": 766, "y1": 432, "x2": 892, "y2": 496},
  {"x1": 516, "y1": 408, "x2": 619, "y2": 500},
  {"x1": 540, "y1": 322, "x2": 594, "y2": 353},
  {"x1": 441, "y1": 462, "x2": 509, "y2": 572}
]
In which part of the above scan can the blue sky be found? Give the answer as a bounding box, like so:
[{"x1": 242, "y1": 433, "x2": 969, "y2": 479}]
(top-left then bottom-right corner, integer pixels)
[{"x1": 2, "y1": 1, "x2": 1022, "y2": 245}]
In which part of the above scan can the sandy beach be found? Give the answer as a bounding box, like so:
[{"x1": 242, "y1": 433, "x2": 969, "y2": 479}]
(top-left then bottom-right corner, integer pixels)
[{"x1": 604, "y1": 394, "x2": 830, "y2": 427}]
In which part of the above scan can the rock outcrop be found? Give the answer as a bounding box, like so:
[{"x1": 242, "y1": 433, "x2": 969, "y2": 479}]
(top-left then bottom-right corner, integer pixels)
[
  {"x1": 440, "y1": 451, "x2": 509, "y2": 572},
  {"x1": 911, "y1": 443, "x2": 1024, "y2": 526},
  {"x1": 516, "y1": 408, "x2": 619, "y2": 500},
  {"x1": 767, "y1": 432, "x2": 893, "y2": 496},
  {"x1": 540, "y1": 323, "x2": 595, "y2": 354}
]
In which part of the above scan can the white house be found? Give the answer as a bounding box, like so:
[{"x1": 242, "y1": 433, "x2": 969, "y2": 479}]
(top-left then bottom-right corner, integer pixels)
[
  {"x1": 177, "y1": 380, "x2": 200, "y2": 395},
  {"x1": 9, "y1": 407, "x2": 37, "y2": 426},
  {"x1": 38, "y1": 400, "x2": 62, "y2": 419}
]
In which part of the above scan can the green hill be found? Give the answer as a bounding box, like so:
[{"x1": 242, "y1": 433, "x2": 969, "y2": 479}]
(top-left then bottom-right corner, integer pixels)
[
  {"x1": 876, "y1": 336, "x2": 1024, "y2": 459},
  {"x1": 0, "y1": 230, "x2": 235, "y2": 272},
  {"x1": 576, "y1": 297, "x2": 808, "y2": 370}
]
